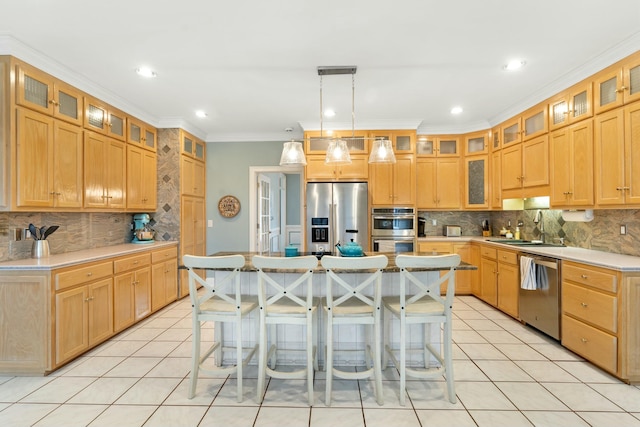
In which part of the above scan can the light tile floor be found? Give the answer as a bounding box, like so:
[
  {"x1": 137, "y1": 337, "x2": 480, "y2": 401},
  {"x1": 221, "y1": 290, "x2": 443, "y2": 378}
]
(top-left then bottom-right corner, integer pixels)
[{"x1": 1, "y1": 295, "x2": 640, "y2": 426}]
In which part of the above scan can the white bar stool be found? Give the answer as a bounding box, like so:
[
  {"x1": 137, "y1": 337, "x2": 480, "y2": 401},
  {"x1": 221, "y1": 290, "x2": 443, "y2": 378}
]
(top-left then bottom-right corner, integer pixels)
[
  {"x1": 183, "y1": 254, "x2": 258, "y2": 402},
  {"x1": 382, "y1": 253, "x2": 460, "y2": 405},
  {"x1": 321, "y1": 254, "x2": 388, "y2": 406},
  {"x1": 252, "y1": 255, "x2": 319, "y2": 406}
]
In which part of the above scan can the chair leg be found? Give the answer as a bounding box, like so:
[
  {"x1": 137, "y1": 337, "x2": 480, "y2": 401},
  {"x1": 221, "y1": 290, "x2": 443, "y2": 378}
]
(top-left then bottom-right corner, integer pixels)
[
  {"x1": 307, "y1": 312, "x2": 314, "y2": 406},
  {"x1": 443, "y1": 321, "x2": 457, "y2": 404},
  {"x1": 373, "y1": 318, "x2": 383, "y2": 406},
  {"x1": 268, "y1": 323, "x2": 277, "y2": 369},
  {"x1": 189, "y1": 318, "x2": 201, "y2": 399},
  {"x1": 214, "y1": 320, "x2": 222, "y2": 367},
  {"x1": 325, "y1": 315, "x2": 333, "y2": 406},
  {"x1": 257, "y1": 313, "x2": 267, "y2": 403},
  {"x1": 236, "y1": 317, "x2": 243, "y2": 403},
  {"x1": 399, "y1": 314, "x2": 406, "y2": 406},
  {"x1": 382, "y1": 307, "x2": 390, "y2": 370}
]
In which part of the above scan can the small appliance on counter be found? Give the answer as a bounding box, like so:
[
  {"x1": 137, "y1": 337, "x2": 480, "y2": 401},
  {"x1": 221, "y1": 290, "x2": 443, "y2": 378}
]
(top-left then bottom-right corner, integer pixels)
[
  {"x1": 482, "y1": 220, "x2": 490, "y2": 237},
  {"x1": 132, "y1": 213, "x2": 156, "y2": 244},
  {"x1": 443, "y1": 225, "x2": 461, "y2": 237},
  {"x1": 418, "y1": 217, "x2": 426, "y2": 237}
]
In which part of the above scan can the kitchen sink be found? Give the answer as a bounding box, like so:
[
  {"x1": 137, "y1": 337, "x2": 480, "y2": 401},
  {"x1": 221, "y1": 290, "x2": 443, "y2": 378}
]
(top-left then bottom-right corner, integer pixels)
[{"x1": 487, "y1": 239, "x2": 564, "y2": 247}]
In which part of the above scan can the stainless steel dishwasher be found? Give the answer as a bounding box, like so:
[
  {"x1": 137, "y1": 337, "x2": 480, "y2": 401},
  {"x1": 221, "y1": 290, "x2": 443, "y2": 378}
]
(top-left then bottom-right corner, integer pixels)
[{"x1": 518, "y1": 253, "x2": 561, "y2": 340}]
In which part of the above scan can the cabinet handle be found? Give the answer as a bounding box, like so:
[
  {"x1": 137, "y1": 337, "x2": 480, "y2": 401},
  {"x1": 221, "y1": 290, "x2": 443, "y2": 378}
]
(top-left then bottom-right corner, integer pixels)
[
  {"x1": 616, "y1": 86, "x2": 628, "y2": 93},
  {"x1": 581, "y1": 274, "x2": 588, "y2": 279},
  {"x1": 580, "y1": 302, "x2": 588, "y2": 308},
  {"x1": 581, "y1": 338, "x2": 589, "y2": 343},
  {"x1": 87, "y1": 272, "x2": 92, "y2": 277}
]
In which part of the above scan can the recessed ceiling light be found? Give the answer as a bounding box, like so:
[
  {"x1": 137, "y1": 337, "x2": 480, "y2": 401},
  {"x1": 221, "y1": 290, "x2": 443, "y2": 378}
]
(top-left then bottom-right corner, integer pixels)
[
  {"x1": 195, "y1": 110, "x2": 207, "y2": 118},
  {"x1": 451, "y1": 106, "x2": 463, "y2": 115},
  {"x1": 504, "y1": 60, "x2": 526, "y2": 71},
  {"x1": 324, "y1": 109, "x2": 336, "y2": 117},
  {"x1": 136, "y1": 67, "x2": 157, "y2": 78}
]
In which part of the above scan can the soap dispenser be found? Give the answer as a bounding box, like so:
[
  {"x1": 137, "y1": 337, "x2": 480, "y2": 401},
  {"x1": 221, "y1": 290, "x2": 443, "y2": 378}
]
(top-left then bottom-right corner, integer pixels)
[{"x1": 514, "y1": 226, "x2": 520, "y2": 240}]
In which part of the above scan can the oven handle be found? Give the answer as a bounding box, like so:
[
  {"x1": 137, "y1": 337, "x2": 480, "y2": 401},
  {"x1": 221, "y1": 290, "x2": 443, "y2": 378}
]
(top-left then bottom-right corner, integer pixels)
[{"x1": 372, "y1": 215, "x2": 415, "y2": 220}]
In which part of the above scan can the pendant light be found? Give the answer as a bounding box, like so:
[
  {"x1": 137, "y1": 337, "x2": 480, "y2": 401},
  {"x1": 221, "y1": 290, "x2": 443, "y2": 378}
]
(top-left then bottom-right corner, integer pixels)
[
  {"x1": 279, "y1": 139, "x2": 306, "y2": 166},
  {"x1": 368, "y1": 138, "x2": 396, "y2": 163},
  {"x1": 319, "y1": 66, "x2": 353, "y2": 165}
]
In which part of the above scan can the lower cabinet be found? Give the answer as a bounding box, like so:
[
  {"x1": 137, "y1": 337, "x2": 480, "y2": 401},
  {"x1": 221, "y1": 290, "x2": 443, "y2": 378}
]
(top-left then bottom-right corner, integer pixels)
[
  {"x1": 415, "y1": 241, "x2": 476, "y2": 295},
  {"x1": 561, "y1": 260, "x2": 619, "y2": 375},
  {"x1": 477, "y1": 244, "x2": 518, "y2": 318},
  {"x1": 151, "y1": 247, "x2": 179, "y2": 311},
  {"x1": 113, "y1": 253, "x2": 152, "y2": 333},
  {"x1": 53, "y1": 260, "x2": 114, "y2": 365},
  {"x1": 496, "y1": 249, "x2": 519, "y2": 318}
]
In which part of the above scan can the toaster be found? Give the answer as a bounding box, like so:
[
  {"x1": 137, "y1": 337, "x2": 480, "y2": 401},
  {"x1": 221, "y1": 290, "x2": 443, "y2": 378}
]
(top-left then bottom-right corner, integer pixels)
[{"x1": 444, "y1": 225, "x2": 461, "y2": 237}]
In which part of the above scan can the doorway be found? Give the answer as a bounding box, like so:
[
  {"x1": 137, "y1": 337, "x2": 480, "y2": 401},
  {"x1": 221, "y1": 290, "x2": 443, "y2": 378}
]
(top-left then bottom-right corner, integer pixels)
[{"x1": 249, "y1": 166, "x2": 304, "y2": 253}]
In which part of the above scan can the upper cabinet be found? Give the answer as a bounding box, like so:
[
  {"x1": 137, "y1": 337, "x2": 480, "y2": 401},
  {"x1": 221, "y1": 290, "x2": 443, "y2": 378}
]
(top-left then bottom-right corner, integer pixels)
[
  {"x1": 128, "y1": 117, "x2": 157, "y2": 152},
  {"x1": 464, "y1": 155, "x2": 489, "y2": 209},
  {"x1": 522, "y1": 103, "x2": 548, "y2": 141},
  {"x1": 501, "y1": 135, "x2": 550, "y2": 198},
  {"x1": 181, "y1": 130, "x2": 206, "y2": 161},
  {"x1": 490, "y1": 125, "x2": 501, "y2": 151},
  {"x1": 83, "y1": 96, "x2": 127, "y2": 142},
  {"x1": 464, "y1": 130, "x2": 489, "y2": 156},
  {"x1": 416, "y1": 135, "x2": 459, "y2": 157},
  {"x1": 369, "y1": 130, "x2": 415, "y2": 153},
  {"x1": 16, "y1": 62, "x2": 83, "y2": 127},
  {"x1": 304, "y1": 130, "x2": 369, "y2": 155},
  {"x1": 501, "y1": 116, "x2": 521, "y2": 147},
  {"x1": 549, "y1": 80, "x2": 593, "y2": 131},
  {"x1": 594, "y1": 52, "x2": 640, "y2": 115},
  {"x1": 180, "y1": 130, "x2": 206, "y2": 197}
]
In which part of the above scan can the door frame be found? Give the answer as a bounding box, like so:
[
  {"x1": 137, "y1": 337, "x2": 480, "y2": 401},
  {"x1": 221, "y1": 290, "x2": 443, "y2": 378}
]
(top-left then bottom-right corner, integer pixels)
[{"x1": 249, "y1": 166, "x2": 304, "y2": 252}]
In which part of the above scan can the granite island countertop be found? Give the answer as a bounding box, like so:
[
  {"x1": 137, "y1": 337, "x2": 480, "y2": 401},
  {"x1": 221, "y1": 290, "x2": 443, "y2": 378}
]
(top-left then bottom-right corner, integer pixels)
[{"x1": 209, "y1": 251, "x2": 477, "y2": 273}]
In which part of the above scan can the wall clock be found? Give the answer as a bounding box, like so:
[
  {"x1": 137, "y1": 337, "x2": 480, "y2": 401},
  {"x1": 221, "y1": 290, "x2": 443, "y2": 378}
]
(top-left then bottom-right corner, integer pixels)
[{"x1": 218, "y1": 195, "x2": 241, "y2": 218}]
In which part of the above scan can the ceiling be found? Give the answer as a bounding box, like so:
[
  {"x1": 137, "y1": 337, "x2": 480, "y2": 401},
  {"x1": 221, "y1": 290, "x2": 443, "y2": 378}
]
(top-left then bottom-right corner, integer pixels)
[{"x1": 1, "y1": 0, "x2": 639, "y2": 143}]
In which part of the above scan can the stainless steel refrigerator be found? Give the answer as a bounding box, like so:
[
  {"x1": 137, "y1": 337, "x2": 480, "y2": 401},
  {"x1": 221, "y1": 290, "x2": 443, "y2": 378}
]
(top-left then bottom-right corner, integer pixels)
[{"x1": 306, "y1": 182, "x2": 368, "y2": 254}]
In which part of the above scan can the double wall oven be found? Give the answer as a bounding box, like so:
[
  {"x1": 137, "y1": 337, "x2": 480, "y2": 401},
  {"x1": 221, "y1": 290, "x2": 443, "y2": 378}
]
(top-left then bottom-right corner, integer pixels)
[{"x1": 371, "y1": 207, "x2": 416, "y2": 253}]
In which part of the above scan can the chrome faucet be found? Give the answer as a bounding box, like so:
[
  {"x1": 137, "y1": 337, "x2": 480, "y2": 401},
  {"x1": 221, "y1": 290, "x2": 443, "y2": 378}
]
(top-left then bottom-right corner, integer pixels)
[{"x1": 533, "y1": 209, "x2": 545, "y2": 243}]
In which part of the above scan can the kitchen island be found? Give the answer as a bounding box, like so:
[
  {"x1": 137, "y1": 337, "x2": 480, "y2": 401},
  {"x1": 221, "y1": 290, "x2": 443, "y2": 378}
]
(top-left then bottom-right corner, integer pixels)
[{"x1": 201, "y1": 251, "x2": 476, "y2": 368}]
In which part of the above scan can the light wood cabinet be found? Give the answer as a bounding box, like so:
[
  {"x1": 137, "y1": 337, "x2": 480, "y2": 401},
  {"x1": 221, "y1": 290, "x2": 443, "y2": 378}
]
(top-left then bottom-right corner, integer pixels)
[
  {"x1": 16, "y1": 107, "x2": 84, "y2": 209},
  {"x1": 370, "y1": 130, "x2": 415, "y2": 153},
  {"x1": 180, "y1": 196, "x2": 206, "y2": 298},
  {"x1": 83, "y1": 131, "x2": 126, "y2": 209},
  {"x1": 464, "y1": 130, "x2": 489, "y2": 155},
  {"x1": 501, "y1": 135, "x2": 549, "y2": 198},
  {"x1": 562, "y1": 261, "x2": 620, "y2": 375},
  {"x1": 127, "y1": 145, "x2": 157, "y2": 210},
  {"x1": 490, "y1": 150, "x2": 502, "y2": 209},
  {"x1": 304, "y1": 130, "x2": 369, "y2": 155},
  {"x1": 549, "y1": 80, "x2": 593, "y2": 131},
  {"x1": 151, "y1": 247, "x2": 178, "y2": 312},
  {"x1": 113, "y1": 253, "x2": 151, "y2": 332},
  {"x1": 496, "y1": 249, "x2": 518, "y2": 318},
  {"x1": 490, "y1": 125, "x2": 501, "y2": 151},
  {"x1": 128, "y1": 117, "x2": 157, "y2": 152},
  {"x1": 370, "y1": 154, "x2": 415, "y2": 206},
  {"x1": 522, "y1": 103, "x2": 548, "y2": 141},
  {"x1": 453, "y1": 243, "x2": 474, "y2": 295},
  {"x1": 416, "y1": 135, "x2": 459, "y2": 157},
  {"x1": 464, "y1": 155, "x2": 489, "y2": 209},
  {"x1": 305, "y1": 154, "x2": 368, "y2": 181},
  {"x1": 594, "y1": 101, "x2": 640, "y2": 206},
  {"x1": 416, "y1": 157, "x2": 461, "y2": 209},
  {"x1": 84, "y1": 96, "x2": 127, "y2": 142},
  {"x1": 16, "y1": 62, "x2": 83, "y2": 126},
  {"x1": 593, "y1": 52, "x2": 640, "y2": 115},
  {"x1": 181, "y1": 155, "x2": 206, "y2": 197},
  {"x1": 501, "y1": 116, "x2": 522, "y2": 147},
  {"x1": 53, "y1": 260, "x2": 114, "y2": 365},
  {"x1": 550, "y1": 119, "x2": 594, "y2": 208}
]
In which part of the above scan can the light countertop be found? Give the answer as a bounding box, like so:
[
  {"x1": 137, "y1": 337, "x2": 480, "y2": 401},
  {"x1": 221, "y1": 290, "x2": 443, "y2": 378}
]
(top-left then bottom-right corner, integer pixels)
[
  {"x1": 0, "y1": 241, "x2": 178, "y2": 271},
  {"x1": 418, "y1": 236, "x2": 640, "y2": 272}
]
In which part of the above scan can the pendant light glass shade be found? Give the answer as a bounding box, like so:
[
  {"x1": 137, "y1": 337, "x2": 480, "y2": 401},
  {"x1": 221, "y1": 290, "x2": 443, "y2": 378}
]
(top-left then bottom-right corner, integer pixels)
[
  {"x1": 368, "y1": 138, "x2": 396, "y2": 163},
  {"x1": 279, "y1": 140, "x2": 307, "y2": 166},
  {"x1": 325, "y1": 139, "x2": 352, "y2": 164}
]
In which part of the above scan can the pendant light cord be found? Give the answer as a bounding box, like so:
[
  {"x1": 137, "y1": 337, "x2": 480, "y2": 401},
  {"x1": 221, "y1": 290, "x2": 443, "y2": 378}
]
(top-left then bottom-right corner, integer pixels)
[
  {"x1": 351, "y1": 73, "x2": 355, "y2": 139},
  {"x1": 320, "y1": 74, "x2": 324, "y2": 139}
]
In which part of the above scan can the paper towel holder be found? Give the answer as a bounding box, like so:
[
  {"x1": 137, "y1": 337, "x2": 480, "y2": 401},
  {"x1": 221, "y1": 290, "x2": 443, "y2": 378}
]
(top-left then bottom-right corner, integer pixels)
[{"x1": 561, "y1": 209, "x2": 594, "y2": 222}]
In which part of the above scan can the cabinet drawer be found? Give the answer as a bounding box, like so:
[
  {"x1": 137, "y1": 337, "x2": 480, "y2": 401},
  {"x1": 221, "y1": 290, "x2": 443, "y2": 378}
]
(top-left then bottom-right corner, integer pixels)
[
  {"x1": 417, "y1": 242, "x2": 452, "y2": 254},
  {"x1": 152, "y1": 247, "x2": 178, "y2": 264},
  {"x1": 562, "y1": 314, "x2": 617, "y2": 374},
  {"x1": 563, "y1": 261, "x2": 618, "y2": 293},
  {"x1": 55, "y1": 261, "x2": 112, "y2": 291},
  {"x1": 114, "y1": 253, "x2": 151, "y2": 274},
  {"x1": 480, "y1": 246, "x2": 497, "y2": 260},
  {"x1": 563, "y1": 282, "x2": 617, "y2": 333},
  {"x1": 497, "y1": 250, "x2": 517, "y2": 265}
]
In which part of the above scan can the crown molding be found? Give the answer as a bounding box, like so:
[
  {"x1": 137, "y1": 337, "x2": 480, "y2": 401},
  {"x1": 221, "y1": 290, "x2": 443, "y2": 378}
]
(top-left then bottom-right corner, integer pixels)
[{"x1": 297, "y1": 119, "x2": 423, "y2": 132}]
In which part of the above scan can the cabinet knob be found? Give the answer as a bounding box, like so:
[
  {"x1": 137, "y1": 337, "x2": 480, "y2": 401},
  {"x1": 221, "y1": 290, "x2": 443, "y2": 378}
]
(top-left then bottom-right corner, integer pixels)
[
  {"x1": 580, "y1": 302, "x2": 588, "y2": 308},
  {"x1": 581, "y1": 274, "x2": 588, "y2": 279},
  {"x1": 87, "y1": 272, "x2": 92, "y2": 277},
  {"x1": 581, "y1": 338, "x2": 589, "y2": 343}
]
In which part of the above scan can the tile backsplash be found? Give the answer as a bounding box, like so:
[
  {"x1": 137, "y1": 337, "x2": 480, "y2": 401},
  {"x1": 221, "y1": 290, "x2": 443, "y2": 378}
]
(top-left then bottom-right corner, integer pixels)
[{"x1": 418, "y1": 209, "x2": 640, "y2": 258}]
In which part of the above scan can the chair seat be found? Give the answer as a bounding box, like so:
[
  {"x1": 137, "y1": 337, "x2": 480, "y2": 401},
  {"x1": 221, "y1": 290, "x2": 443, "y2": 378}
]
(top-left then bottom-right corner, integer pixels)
[
  {"x1": 200, "y1": 295, "x2": 259, "y2": 314},
  {"x1": 322, "y1": 297, "x2": 375, "y2": 315},
  {"x1": 382, "y1": 295, "x2": 444, "y2": 316},
  {"x1": 267, "y1": 297, "x2": 320, "y2": 315}
]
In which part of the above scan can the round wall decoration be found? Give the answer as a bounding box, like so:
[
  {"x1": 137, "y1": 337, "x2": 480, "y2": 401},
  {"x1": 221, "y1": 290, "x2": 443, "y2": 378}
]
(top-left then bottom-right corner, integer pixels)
[{"x1": 218, "y1": 195, "x2": 241, "y2": 218}]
